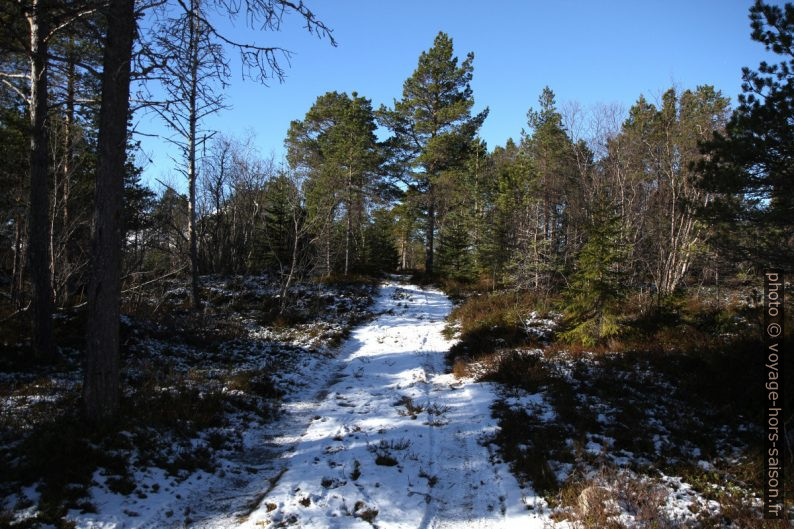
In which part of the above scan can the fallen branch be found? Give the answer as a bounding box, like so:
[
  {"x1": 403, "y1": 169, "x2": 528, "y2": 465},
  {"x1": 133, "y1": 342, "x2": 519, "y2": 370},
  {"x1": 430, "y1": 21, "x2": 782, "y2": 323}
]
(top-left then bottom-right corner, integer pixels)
[
  {"x1": 121, "y1": 265, "x2": 187, "y2": 294},
  {"x1": 1, "y1": 302, "x2": 31, "y2": 323}
]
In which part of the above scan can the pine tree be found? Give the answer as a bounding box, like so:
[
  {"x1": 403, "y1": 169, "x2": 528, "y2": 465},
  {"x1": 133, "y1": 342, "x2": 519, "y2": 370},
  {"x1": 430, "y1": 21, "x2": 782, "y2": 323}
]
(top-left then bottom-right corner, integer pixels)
[
  {"x1": 391, "y1": 196, "x2": 423, "y2": 271},
  {"x1": 286, "y1": 91, "x2": 381, "y2": 275},
  {"x1": 255, "y1": 174, "x2": 300, "y2": 274},
  {"x1": 84, "y1": 0, "x2": 136, "y2": 423},
  {"x1": 378, "y1": 32, "x2": 487, "y2": 276},
  {"x1": 436, "y1": 138, "x2": 489, "y2": 283},
  {"x1": 437, "y1": 202, "x2": 475, "y2": 281},
  {"x1": 697, "y1": 1, "x2": 794, "y2": 270},
  {"x1": 363, "y1": 208, "x2": 399, "y2": 275},
  {"x1": 477, "y1": 139, "x2": 522, "y2": 288},
  {"x1": 517, "y1": 87, "x2": 577, "y2": 290}
]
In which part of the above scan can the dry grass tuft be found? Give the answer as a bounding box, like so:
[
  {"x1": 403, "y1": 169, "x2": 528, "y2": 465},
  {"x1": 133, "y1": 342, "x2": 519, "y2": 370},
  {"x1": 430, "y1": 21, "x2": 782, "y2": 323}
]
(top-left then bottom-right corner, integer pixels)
[{"x1": 554, "y1": 469, "x2": 676, "y2": 528}]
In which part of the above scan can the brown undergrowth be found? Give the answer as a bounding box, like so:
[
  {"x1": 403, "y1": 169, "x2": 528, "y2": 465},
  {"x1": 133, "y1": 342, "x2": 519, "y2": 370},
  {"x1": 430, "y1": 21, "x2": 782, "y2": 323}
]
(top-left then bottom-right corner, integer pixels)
[{"x1": 444, "y1": 284, "x2": 794, "y2": 525}]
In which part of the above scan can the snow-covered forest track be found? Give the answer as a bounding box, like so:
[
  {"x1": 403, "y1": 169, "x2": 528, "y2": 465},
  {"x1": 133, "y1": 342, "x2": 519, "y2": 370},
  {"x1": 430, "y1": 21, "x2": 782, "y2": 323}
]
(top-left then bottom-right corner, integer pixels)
[
  {"x1": 226, "y1": 281, "x2": 542, "y2": 529},
  {"x1": 61, "y1": 280, "x2": 546, "y2": 529}
]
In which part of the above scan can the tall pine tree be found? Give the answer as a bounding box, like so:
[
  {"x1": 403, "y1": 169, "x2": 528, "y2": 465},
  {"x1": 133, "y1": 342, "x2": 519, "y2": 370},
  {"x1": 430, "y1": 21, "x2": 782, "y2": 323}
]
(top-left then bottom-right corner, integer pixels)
[
  {"x1": 378, "y1": 32, "x2": 487, "y2": 276},
  {"x1": 516, "y1": 87, "x2": 577, "y2": 291},
  {"x1": 697, "y1": 1, "x2": 794, "y2": 270},
  {"x1": 287, "y1": 91, "x2": 381, "y2": 275}
]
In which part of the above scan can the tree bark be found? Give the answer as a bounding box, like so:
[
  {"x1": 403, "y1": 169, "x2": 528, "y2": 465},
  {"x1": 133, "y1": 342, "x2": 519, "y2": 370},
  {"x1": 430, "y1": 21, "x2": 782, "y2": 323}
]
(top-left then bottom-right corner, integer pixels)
[
  {"x1": 83, "y1": 0, "x2": 135, "y2": 423},
  {"x1": 424, "y1": 183, "x2": 435, "y2": 276},
  {"x1": 344, "y1": 167, "x2": 352, "y2": 276},
  {"x1": 11, "y1": 217, "x2": 25, "y2": 309},
  {"x1": 187, "y1": 0, "x2": 201, "y2": 310},
  {"x1": 280, "y1": 213, "x2": 300, "y2": 314},
  {"x1": 27, "y1": 0, "x2": 56, "y2": 362},
  {"x1": 325, "y1": 229, "x2": 331, "y2": 276},
  {"x1": 61, "y1": 36, "x2": 75, "y2": 294}
]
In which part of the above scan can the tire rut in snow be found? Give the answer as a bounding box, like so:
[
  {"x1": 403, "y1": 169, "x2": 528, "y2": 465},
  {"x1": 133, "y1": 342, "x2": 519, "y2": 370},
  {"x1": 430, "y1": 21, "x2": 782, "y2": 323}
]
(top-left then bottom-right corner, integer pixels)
[{"x1": 229, "y1": 282, "x2": 539, "y2": 529}]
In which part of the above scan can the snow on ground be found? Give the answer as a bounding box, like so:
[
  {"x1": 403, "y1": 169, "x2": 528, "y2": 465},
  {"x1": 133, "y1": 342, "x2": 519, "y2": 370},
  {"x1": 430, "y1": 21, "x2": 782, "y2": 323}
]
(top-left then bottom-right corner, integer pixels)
[
  {"x1": 66, "y1": 281, "x2": 549, "y2": 528},
  {"x1": 5, "y1": 277, "x2": 750, "y2": 528},
  {"x1": 0, "y1": 278, "x2": 752, "y2": 529},
  {"x1": 229, "y1": 282, "x2": 546, "y2": 529},
  {"x1": 0, "y1": 277, "x2": 375, "y2": 529}
]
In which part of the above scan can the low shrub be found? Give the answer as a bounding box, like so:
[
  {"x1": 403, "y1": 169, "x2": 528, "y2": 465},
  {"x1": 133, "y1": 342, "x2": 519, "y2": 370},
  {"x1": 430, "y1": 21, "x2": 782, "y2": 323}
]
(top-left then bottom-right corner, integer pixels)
[{"x1": 444, "y1": 290, "x2": 553, "y2": 364}]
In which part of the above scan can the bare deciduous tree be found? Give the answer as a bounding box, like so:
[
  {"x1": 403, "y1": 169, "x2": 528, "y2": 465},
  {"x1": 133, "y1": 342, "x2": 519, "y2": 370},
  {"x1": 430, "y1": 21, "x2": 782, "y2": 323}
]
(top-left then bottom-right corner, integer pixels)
[{"x1": 149, "y1": 0, "x2": 228, "y2": 309}]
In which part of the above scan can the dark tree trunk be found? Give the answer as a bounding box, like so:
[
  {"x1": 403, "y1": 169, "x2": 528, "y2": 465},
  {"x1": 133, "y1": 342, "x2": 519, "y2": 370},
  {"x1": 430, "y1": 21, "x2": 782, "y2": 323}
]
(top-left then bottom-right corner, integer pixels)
[
  {"x1": 344, "y1": 168, "x2": 352, "y2": 277},
  {"x1": 11, "y1": 216, "x2": 25, "y2": 309},
  {"x1": 424, "y1": 184, "x2": 435, "y2": 276},
  {"x1": 325, "y1": 228, "x2": 331, "y2": 276},
  {"x1": 27, "y1": 0, "x2": 56, "y2": 361},
  {"x1": 188, "y1": 161, "x2": 200, "y2": 309},
  {"x1": 62, "y1": 36, "x2": 75, "y2": 286},
  {"x1": 83, "y1": 0, "x2": 135, "y2": 423}
]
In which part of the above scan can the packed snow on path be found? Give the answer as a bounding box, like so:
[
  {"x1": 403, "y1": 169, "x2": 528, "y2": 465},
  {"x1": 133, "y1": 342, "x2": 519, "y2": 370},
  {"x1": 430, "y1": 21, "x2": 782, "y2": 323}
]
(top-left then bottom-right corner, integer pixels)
[
  {"x1": 220, "y1": 281, "x2": 547, "y2": 529},
  {"x1": 73, "y1": 281, "x2": 550, "y2": 528}
]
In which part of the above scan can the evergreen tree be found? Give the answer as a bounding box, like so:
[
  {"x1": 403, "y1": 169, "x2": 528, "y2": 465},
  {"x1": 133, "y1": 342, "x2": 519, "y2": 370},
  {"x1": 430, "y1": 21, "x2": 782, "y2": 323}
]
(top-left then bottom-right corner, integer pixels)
[
  {"x1": 477, "y1": 139, "x2": 522, "y2": 288},
  {"x1": 697, "y1": 1, "x2": 794, "y2": 271},
  {"x1": 516, "y1": 87, "x2": 577, "y2": 291},
  {"x1": 146, "y1": 187, "x2": 189, "y2": 273},
  {"x1": 436, "y1": 138, "x2": 489, "y2": 283},
  {"x1": 560, "y1": 196, "x2": 627, "y2": 347},
  {"x1": 84, "y1": 0, "x2": 136, "y2": 423},
  {"x1": 391, "y1": 195, "x2": 423, "y2": 271},
  {"x1": 363, "y1": 208, "x2": 399, "y2": 275},
  {"x1": 437, "y1": 202, "x2": 475, "y2": 281},
  {"x1": 286, "y1": 91, "x2": 381, "y2": 275},
  {"x1": 255, "y1": 174, "x2": 302, "y2": 275},
  {"x1": 0, "y1": 99, "x2": 28, "y2": 307},
  {"x1": 378, "y1": 32, "x2": 487, "y2": 276}
]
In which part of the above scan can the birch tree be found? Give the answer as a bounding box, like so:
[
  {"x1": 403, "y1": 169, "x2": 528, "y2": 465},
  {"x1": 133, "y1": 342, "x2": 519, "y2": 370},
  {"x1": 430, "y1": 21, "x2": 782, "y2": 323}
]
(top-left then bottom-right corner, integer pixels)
[{"x1": 619, "y1": 87, "x2": 729, "y2": 299}]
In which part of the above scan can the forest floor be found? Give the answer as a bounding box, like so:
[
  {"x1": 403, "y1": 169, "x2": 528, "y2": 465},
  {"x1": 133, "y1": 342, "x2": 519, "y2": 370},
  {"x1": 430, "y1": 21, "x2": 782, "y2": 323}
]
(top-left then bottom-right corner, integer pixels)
[
  {"x1": 0, "y1": 275, "x2": 376, "y2": 528},
  {"x1": 72, "y1": 280, "x2": 544, "y2": 528},
  {"x1": 1, "y1": 277, "x2": 785, "y2": 528}
]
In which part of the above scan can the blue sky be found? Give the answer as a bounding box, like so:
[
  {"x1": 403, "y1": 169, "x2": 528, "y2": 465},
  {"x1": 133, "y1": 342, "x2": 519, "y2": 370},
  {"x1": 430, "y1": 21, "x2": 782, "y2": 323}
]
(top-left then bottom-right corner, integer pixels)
[{"x1": 134, "y1": 0, "x2": 779, "y2": 190}]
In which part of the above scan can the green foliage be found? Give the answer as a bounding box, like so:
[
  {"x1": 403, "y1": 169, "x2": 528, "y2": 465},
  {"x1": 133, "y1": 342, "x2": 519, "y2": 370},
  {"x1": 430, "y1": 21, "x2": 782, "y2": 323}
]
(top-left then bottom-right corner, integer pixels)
[
  {"x1": 362, "y1": 207, "x2": 399, "y2": 275},
  {"x1": 286, "y1": 91, "x2": 383, "y2": 275},
  {"x1": 251, "y1": 173, "x2": 304, "y2": 273},
  {"x1": 559, "y1": 199, "x2": 627, "y2": 346},
  {"x1": 476, "y1": 88, "x2": 579, "y2": 291},
  {"x1": 379, "y1": 32, "x2": 487, "y2": 274},
  {"x1": 437, "y1": 202, "x2": 475, "y2": 281},
  {"x1": 390, "y1": 194, "x2": 424, "y2": 270},
  {"x1": 696, "y1": 1, "x2": 794, "y2": 271},
  {"x1": 436, "y1": 148, "x2": 488, "y2": 283},
  {"x1": 382, "y1": 32, "x2": 487, "y2": 179},
  {"x1": 0, "y1": 102, "x2": 27, "y2": 273},
  {"x1": 123, "y1": 138, "x2": 155, "y2": 235},
  {"x1": 473, "y1": 139, "x2": 520, "y2": 286}
]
